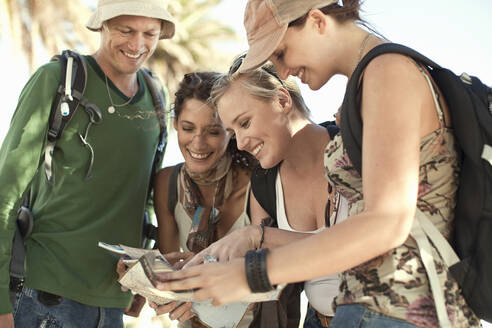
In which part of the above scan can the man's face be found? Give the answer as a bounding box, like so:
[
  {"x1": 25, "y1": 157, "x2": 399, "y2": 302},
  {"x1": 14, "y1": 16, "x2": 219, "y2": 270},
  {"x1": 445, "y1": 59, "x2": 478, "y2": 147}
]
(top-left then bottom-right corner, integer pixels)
[{"x1": 99, "y1": 15, "x2": 161, "y2": 76}]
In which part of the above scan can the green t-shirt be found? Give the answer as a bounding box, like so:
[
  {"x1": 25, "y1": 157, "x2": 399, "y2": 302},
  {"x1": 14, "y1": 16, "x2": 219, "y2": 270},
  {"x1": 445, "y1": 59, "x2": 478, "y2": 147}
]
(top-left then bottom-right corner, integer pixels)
[{"x1": 0, "y1": 55, "x2": 164, "y2": 313}]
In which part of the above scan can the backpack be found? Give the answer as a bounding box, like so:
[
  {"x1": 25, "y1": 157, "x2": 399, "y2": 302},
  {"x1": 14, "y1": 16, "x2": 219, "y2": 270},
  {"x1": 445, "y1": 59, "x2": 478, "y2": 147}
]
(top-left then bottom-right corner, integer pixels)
[
  {"x1": 340, "y1": 42, "x2": 492, "y2": 323},
  {"x1": 10, "y1": 50, "x2": 168, "y2": 298}
]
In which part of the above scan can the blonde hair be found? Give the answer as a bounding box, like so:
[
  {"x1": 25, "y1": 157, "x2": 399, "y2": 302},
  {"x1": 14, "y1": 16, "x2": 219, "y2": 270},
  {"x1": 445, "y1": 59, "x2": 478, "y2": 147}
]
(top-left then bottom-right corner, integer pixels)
[{"x1": 210, "y1": 62, "x2": 310, "y2": 117}]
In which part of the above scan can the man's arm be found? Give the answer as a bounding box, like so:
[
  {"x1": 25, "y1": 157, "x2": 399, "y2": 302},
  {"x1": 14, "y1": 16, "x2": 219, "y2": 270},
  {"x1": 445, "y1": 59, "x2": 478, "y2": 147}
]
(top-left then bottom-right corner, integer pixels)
[{"x1": 0, "y1": 62, "x2": 60, "y2": 314}]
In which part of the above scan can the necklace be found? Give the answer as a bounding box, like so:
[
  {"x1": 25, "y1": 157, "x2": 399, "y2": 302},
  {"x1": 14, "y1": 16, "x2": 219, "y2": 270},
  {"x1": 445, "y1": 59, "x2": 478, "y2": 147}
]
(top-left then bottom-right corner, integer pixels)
[
  {"x1": 356, "y1": 33, "x2": 373, "y2": 66},
  {"x1": 104, "y1": 74, "x2": 136, "y2": 114}
]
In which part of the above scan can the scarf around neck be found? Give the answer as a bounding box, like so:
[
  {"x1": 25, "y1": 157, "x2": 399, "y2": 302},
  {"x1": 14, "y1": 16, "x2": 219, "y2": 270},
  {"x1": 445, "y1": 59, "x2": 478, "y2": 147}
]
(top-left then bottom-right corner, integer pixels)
[{"x1": 179, "y1": 154, "x2": 234, "y2": 253}]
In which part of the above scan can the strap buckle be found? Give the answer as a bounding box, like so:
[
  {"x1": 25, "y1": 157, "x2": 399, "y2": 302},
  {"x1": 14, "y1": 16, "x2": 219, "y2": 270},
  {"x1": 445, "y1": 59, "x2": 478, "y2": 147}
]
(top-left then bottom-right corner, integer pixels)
[{"x1": 9, "y1": 276, "x2": 24, "y2": 293}]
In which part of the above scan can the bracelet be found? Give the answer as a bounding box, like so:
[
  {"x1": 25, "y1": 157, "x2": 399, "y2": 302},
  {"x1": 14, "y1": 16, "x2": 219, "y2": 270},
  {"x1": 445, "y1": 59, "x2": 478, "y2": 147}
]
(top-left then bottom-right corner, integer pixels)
[{"x1": 244, "y1": 248, "x2": 274, "y2": 293}]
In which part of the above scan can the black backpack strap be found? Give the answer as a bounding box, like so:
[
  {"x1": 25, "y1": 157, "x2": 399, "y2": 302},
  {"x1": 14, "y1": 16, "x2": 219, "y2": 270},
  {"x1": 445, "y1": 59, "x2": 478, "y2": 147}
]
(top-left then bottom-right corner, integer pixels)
[
  {"x1": 141, "y1": 68, "x2": 168, "y2": 170},
  {"x1": 139, "y1": 69, "x2": 168, "y2": 248},
  {"x1": 320, "y1": 120, "x2": 339, "y2": 139},
  {"x1": 9, "y1": 190, "x2": 34, "y2": 303},
  {"x1": 251, "y1": 165, "x2": 279, "y2": 222},
  {"x1": 341, "y1": 43, "x2": 441, "y2": 175},
  {"x1": 167, "y1": 163, "x2": 184, "y2": 213},
  {"x1": 141, "y1": 69, "x2": 168, "y2": 204},
  {"x1": 45, "y1": 50, "x2": 88, "y2": 184},
  {"x1": 320, "y1": 121, "x2": 339, "y2": 227}
]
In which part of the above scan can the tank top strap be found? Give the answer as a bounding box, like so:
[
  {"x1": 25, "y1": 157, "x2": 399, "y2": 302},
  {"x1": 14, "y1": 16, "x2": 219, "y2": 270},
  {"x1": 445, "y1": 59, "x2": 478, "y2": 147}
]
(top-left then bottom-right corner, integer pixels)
[
  {"x1": 415, "y1": 64, "x2": 446, "y2": 128},
  {"x1": 176, "y1": 170, "x2": 182, "y2": 200},
  {"x1": 242, "y1": 181, "x2": 251, "y2": 213}
]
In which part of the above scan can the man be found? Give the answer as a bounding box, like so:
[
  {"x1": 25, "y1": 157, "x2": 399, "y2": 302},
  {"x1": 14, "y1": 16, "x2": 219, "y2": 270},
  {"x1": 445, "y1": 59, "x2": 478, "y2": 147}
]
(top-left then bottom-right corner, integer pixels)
[{"x1": 0, "y1": 0, "x2": 175, "y2": 326}]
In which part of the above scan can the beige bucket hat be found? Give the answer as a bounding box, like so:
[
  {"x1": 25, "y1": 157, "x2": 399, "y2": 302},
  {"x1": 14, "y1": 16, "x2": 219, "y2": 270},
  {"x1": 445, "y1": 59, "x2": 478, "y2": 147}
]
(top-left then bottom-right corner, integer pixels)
[
  {"x1": 86, "y1": 0, "x2": 176, "y2": 39},
  {"x1": 238, "y1": 0, "x2": 338, "y2": 73}
]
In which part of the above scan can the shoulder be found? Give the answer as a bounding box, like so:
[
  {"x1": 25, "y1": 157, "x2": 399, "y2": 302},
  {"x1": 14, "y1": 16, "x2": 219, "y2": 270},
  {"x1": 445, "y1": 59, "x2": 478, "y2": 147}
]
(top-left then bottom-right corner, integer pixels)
[
  {"x1": 236, "y1": 164, "x2": 254, "y2": 179},
  {"x1": 16, "y1": 61, "x2": 62, "y2": 109},
  {"x1": 363, "y1": 53, "x2": 427, "y2": 90},
  {"x1": 360, "y1": 52, "x2": 430, "y2": 113},
  {"x1": 155, "y1": 165, "x2": 179, "y2": 189},
  {"x1": 38, "y1": 60, "x2": 62, "y2": 75},
  {"x1": 140, "y1": 69, "x2": 169, "y2": 94},
  {"x1": 27, "y1": 61, "x2": 62, "y2": 87},
  {"x1": 251, "y1": 165, "x2": 278, "y2": 191}
]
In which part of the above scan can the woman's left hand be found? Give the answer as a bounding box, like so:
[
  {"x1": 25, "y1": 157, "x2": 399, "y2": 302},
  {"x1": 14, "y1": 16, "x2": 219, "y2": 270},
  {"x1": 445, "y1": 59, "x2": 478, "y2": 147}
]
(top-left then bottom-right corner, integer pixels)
[
  {"x1": 155, "y1": 258, "x2": 252, "y2": 306},
  {"x1": 164, "y1": 251, "x2": 195, "y2": 270}
]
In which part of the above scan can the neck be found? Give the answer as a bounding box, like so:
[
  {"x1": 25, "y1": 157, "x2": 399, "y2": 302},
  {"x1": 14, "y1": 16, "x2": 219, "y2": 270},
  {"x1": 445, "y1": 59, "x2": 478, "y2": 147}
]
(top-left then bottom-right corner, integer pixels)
[
  {"x1": 186, "y1": 154, "x2": 232, "y2": 186},
  {"x1": 336, "y1": 24, "x2": 384, "y2": 79},
  {"x1": 92, "y1": 51, "x2": 138, "y2": 97},
  {"x1": 282, "y1": 119, "x2": 329, "y2": 173}
]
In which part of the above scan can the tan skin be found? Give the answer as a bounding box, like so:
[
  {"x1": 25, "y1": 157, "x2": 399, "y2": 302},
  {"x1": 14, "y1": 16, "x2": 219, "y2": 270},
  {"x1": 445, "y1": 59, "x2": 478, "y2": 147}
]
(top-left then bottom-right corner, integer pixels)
[
  {"x1": 92, "y1": 15, "x2": 161, "y2": 96},
  {"x1": 0, "y1": 15, "x2": 162, "y2": 327},
  {"x1": 185, "y1": 82, "x2": 332, "y2": 268},
  {"x1": 153, "y1": 9, "x2": 452, "y2": 307},
  {"x1": 150, "y1": 98, "x2": 251, "y2": 322}
]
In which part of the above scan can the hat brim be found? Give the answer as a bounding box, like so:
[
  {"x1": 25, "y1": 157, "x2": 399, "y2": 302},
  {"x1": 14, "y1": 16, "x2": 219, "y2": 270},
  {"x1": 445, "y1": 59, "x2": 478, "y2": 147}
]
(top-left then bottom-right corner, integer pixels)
[
  {"x1": 86, "y1": 2, "x2": 175, "y2": 39},
  {"x1": 237, "y1": 25, "x2": 287, "y2": 73}
]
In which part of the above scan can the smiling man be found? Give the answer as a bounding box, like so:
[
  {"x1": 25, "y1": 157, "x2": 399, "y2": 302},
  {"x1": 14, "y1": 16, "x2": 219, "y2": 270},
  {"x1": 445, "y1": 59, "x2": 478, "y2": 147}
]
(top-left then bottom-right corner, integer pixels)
[{"x1": 0, "y1": 0, "x2": 174, "y2": 327}]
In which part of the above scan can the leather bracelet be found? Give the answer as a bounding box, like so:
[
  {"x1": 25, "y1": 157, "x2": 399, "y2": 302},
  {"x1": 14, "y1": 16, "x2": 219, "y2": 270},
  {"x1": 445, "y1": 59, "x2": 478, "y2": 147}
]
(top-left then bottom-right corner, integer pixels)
[{"x1": 245, "y1": 248, "x2": 274, "y2": 293}]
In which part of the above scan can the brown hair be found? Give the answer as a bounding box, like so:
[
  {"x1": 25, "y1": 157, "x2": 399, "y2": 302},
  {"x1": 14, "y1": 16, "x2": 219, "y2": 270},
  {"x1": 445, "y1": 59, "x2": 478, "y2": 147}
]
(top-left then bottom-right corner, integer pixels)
[
  {"x1": 174, "y1": 72, "x2": 220, "y2": 119},
  {"x1": 288, "y1": 0, "x2": 381, "y2": 37},
  {"x1": 174, "y1": 72, "x2": 257, "y2": 169}
]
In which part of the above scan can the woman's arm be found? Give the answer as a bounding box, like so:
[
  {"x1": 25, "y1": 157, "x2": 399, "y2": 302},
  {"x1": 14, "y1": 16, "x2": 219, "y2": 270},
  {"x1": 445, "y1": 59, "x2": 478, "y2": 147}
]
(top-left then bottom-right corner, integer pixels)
[
  {"x1": 267, "y1": 53, "x2": 438, "y2": 285},
  {"x1": 154, "y1": 166, "x2": 180, "y2": 254}
]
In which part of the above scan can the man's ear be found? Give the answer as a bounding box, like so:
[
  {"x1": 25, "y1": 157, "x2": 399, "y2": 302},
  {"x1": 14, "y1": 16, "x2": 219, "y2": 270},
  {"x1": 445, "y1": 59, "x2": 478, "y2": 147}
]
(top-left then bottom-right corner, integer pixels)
[{"x1": 277, "y1": 88, "x2": 293, "y2": 114}]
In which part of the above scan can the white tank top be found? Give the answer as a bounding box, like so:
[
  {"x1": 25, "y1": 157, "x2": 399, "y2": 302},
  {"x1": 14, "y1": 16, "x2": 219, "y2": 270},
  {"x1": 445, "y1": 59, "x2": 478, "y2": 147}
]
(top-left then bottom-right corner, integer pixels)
[{"x1": 275, "y1": 173, "x2": 348, "y2": 316}]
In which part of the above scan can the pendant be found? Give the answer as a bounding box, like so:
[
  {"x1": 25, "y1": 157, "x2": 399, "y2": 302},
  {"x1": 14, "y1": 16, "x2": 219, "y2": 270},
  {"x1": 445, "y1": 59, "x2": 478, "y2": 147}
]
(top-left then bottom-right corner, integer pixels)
[{"x1": 108, "y1": 106, "x2": 115, "y2": 114}]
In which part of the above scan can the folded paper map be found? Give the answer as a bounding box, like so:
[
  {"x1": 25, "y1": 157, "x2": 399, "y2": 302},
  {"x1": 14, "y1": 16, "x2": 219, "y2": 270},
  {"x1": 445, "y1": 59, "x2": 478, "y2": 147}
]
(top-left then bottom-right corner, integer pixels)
[{"x1": 99, "y1": 242, "x2": 284, "y2": 328}]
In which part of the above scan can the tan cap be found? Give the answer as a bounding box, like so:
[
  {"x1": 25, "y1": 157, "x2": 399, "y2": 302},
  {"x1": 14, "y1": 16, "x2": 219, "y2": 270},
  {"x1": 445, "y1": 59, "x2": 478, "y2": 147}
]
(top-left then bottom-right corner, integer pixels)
[
  {"x1": 86, "y1": 0, "x2": 175, "y2": 39},
  {"x1": 238, "y1": 0, "x2": 337, "y2": 73}
]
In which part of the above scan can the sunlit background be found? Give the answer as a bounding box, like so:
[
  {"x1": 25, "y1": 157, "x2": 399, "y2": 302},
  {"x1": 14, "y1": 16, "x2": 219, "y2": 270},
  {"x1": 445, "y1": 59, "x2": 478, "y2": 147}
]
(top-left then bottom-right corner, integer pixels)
[{"x1": 1, "y1": 0, "x2": 491, "y2": 327}]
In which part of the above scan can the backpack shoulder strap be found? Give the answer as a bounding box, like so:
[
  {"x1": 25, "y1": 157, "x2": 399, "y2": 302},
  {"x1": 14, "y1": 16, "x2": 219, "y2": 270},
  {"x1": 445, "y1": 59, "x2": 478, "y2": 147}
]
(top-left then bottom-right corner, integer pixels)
[
  {"x1": 167, "y1": 163, "x2": 184, "y2": 213},
  {"x1": 45, "y1": 50, "x2": 88, "y2": 184},
  {"x1": 141, "y1": 68, "x2": 168, "y2": 160},
  {"x1": 320, "y1": 120, "x2": 339, "y2": 139},
  {"x1": 250, "y1": 165, "x2": 279, "y2": 223},
  {"x1": 141, "y1": 69, "x2": 169, "y2": 200},
  {"x1": 411, "y1": 209, "x2": 458, "y2": 327},
  {"x1": 340, "y1": 43, "x2": 441, "y2": 175},
  {"x1": 320, "y1": 120, "x2": 339, "y2": 227}
]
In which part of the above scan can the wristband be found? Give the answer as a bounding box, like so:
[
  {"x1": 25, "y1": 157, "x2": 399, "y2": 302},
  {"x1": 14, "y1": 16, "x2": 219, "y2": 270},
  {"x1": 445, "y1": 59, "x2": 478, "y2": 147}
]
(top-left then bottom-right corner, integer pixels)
[{"x1": 244, "y1": 248, "x2": 274, "y2": 293}]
